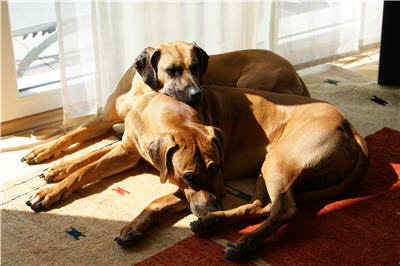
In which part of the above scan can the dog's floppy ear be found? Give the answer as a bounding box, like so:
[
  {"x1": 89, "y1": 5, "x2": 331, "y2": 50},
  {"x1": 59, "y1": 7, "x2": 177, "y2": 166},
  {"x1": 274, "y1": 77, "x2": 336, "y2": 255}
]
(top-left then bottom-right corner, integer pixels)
[
  {"x1": 192, "y1": 43, "x2": 209, "y2": 77},
  {"x1": 197, "y1": 125, "x2": 224, "y2": 171},
  {"x1": 207, "y1": 126, "x2": 224, "y2": 168},
  {"x1": 204, "y1": 126, "x2": 226, "y2": 199},
  {"x1": 147, "y1": 134, "x2": 178, "y2": 184},
  {"x1": 134, "y1": 47, "x2": 161, "y2": 89}
]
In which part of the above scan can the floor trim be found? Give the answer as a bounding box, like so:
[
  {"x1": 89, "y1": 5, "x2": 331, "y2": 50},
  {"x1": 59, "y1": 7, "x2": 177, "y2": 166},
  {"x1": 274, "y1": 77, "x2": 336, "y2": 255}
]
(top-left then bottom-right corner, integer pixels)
[{"x1": 1, "y1": 108, "x2": 63, "y2": 136}]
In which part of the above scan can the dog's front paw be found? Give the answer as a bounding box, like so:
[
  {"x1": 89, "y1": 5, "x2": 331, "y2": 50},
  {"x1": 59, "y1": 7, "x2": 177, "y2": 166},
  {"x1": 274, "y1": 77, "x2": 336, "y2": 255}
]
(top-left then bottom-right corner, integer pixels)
[
  {"x1": 115, "y1": 222, "x2": 144, "y2": 247},
  {"x1": 40, "y1": 162, "x2": 74, "y2": 183},
  {"x1": 223, "y1": 238, "x2": 256, "y2": 261},
  {"x1": 25, "y1": 186, "x2": 66, "y2": 212},
  {"x1": 114, "y1": 231, "x2": 143, "y2": 247},
  {"x1": 25, "y1": 196, "x2": 48, "y2": 212},
  {"x1": 190, "y1": 215, "x2": 220, "y2": 236},
  {"x1": 22, "y1": 143, "x2": 58, "y2": 164}
]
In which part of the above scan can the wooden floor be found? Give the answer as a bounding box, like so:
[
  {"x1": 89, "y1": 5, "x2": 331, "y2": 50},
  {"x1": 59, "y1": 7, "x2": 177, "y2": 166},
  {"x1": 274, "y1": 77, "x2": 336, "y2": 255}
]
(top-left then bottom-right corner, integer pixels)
[{"x1": 331, "y1": 47, "x2": 380, "y2": 80}]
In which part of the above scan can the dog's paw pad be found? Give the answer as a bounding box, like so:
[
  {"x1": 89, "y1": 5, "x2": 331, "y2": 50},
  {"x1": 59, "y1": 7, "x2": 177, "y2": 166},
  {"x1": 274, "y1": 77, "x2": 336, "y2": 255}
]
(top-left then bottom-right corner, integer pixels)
[
  {"x1": 26, "y1": 200, "x2": 47, "y2": 212},
  {"x1": 114, "y1": 231, "x2": 143, "y2": 247},
  {"x1": 190, "y1": 220, "x2": 206, "y2": 235},
  {"x1": 223, "y1": 239, "x2": 256, "y2": 261},
  {"x1": 26, "y1": 195, "x2": 48, "y2": 212},
  {"x1": 46, "y1": 176, "x2": 55, "y2": 183},
  {"x1": 190, "y1": 216, "x2": 219, "y2": 236},
  {"x1": 190, "y1": 219, "x2": 214, "y2": 236},
  {"x1": 223, "y1": 245, "x2": 244, "y2": 261}
]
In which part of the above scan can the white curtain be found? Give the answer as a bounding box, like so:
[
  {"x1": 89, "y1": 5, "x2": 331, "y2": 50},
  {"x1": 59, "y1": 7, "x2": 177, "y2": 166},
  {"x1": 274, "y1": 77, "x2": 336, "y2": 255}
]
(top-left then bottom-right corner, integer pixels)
[{"x1": 55, "y1": 1, "x2": 383, "y2": 120}]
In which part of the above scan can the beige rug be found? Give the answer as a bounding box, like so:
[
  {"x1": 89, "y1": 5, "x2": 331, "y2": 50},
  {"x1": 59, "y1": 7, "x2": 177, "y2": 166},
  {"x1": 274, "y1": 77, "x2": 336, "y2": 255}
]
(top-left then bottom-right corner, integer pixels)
[
  {"x1": 0, "y1": 137, "x2": 251, "y2": 265},
  {"x1": 299, "y1": 63, "x2": 400, "y2": 137},
  {"x1": 1, "y1": 64, "x2": 399, "y2": 265}
]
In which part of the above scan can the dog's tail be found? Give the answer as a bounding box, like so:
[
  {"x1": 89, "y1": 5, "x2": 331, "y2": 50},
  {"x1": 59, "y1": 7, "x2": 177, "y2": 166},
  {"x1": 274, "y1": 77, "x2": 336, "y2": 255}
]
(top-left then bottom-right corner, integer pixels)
[{"x1": 296, "y1": 127, "x2": 369, "y2": 203}]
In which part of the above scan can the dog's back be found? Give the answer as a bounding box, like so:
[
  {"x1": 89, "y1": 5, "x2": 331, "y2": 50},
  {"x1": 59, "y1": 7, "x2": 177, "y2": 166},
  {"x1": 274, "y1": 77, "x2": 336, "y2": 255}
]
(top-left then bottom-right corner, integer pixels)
[
  {"x1": 201, "y1": 85, "x2": 368, "y2": 185},
  {"x1": 204, "y1": 50, "x2": 310, "y2": 97}
]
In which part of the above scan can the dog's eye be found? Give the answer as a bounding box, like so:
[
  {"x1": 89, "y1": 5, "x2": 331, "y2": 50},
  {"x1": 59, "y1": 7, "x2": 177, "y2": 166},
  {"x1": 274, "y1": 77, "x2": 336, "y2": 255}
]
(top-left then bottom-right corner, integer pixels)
[
  {"x1": 208, "y1": 163, "x2": 220, "y2": 175},
  {"x1": 189, "y1": 63, "x2": 199, "y2": 75},
  {"x1": 183, "y1": 172, "x2": 198, "y2": 183},
  {"x1": 166, "y1": 66, "x2": 183, "y2": 77}
]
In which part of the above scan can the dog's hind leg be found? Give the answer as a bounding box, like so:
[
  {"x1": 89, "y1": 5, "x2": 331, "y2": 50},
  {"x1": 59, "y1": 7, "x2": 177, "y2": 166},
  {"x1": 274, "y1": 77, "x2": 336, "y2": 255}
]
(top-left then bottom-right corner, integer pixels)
[
  {"x1": 41, "y1": 141, "x2": 119, "y2": 183},
  {"x1": 190, "y1": 174, "x2": 272, "y2": 236},
  {"x1": 26, "y1": 143, "x2": 140, "y2": 212},
  {"x1": 223, "y1": 155, "x2": 299, "y2": 260},
  {"x1": 22, "y1": 116, "x2": 118, "y2": 164},
  {"x1": 115, "y1": 189, "x2": 189, "y2": 246}
]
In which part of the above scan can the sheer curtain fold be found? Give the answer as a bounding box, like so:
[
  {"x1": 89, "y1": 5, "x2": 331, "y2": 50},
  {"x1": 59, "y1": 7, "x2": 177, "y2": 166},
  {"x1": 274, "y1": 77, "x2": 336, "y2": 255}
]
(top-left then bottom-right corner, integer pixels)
[
  {"x1": 55, "y1": 1, "x2": 383, "y2": 120},
  {"x1": 56, "y1": 1, "x2": 98, "y2": 119}
]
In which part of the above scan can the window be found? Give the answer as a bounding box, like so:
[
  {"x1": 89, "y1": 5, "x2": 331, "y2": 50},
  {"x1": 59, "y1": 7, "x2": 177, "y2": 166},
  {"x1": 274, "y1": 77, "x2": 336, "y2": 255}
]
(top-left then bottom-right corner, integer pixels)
[{"x1": 1, "y1": 1, "x2": 62, "y2": 123}]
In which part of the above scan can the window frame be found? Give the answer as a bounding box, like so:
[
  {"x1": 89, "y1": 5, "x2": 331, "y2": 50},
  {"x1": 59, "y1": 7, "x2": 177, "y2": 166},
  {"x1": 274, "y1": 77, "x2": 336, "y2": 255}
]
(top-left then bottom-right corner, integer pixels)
[{"x1": 1, "y1": 1, "x2": 62, "y2": 123}]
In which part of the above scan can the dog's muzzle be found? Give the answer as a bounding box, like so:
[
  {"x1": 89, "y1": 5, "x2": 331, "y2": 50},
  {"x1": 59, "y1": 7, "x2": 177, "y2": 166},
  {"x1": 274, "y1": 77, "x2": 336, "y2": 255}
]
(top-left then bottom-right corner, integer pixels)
[
  {"x1": 186, "y1": 86, "x2": 202, "y2": 108},
  {"x1": 189, "y1": 193, "x2": 221, "y2": 217},
  {"x1": 162, "y1": 84, "x2": 203, "y2": 108}
]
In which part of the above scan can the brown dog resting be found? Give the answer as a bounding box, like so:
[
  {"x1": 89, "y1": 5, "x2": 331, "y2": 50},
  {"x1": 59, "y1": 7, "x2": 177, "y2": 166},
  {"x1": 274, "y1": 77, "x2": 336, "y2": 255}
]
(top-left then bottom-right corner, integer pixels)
[
  {"x1": 26, "y1": 83, "x2": 368, "y2": 260},
  {"x1": 21, "y1": 41, "x2": 309, "y2": 167}
]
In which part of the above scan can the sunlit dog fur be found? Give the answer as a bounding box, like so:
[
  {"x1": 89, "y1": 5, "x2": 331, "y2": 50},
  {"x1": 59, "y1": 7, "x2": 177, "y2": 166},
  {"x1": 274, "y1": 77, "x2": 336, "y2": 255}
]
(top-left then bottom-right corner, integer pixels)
[
  {"x1": 27, "y1": 84, "x2": 368, "y2": 260},
  {"x1": 22, "y1": 41, "x2": 309, "y2": 167},
  {"x1": 23, "y1": 41, "x2": 355, "y2": 260}
]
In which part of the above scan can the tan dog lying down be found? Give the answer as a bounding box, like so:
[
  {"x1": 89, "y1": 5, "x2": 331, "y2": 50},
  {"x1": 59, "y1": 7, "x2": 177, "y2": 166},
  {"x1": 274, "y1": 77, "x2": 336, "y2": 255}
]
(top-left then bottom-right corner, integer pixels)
[
  {"x1": 26, "y1": 85, "x2": 368, "y2": 260},
  {"x1": 21, "y1": 41, "x2": 309, "y2": 167}
]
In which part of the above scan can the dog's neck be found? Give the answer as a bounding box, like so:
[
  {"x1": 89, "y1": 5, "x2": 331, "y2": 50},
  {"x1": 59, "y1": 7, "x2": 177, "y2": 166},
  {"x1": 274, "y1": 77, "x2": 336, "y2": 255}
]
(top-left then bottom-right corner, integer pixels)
[{"x1": 196, "y1": 88, "x2": 214, "y2": 126}]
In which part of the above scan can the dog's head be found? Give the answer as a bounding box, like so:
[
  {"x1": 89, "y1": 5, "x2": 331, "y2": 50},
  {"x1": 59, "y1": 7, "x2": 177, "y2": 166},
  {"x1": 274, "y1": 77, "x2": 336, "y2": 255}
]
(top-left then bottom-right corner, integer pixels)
[
  {"x1": 147, "y1": 124, "x2": 225, "y2": 217},
  {"x1": 134, "y1": 41, "x2": 209, "y2": 108}
]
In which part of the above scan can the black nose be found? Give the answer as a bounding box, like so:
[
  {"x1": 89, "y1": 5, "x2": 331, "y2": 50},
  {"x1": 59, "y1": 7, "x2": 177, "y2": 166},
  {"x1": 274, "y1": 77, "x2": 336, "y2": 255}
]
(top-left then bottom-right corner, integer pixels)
[{"x1": 187, "y1": 86, "x2": 202, "y2": 107}]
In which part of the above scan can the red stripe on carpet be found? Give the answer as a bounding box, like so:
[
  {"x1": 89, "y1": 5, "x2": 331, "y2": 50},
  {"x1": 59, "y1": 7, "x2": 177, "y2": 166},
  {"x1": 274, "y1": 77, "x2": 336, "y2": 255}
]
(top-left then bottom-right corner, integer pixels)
[
  {"x1": 134, "y1": 235, "x2": 256, "y2": 266},
  {"x1": 218, "y1": 127, "x2": 400, "y2": 265}
]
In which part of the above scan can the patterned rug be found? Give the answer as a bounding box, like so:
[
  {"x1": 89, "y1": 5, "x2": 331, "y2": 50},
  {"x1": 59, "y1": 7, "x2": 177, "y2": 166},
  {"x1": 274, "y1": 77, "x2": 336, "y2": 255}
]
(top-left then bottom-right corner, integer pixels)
[
  {"x1": 2, "y1": 128, "x2": 398, "y2": 265},
  {"x1": 299, "y1": 64, "x2": 400, "y2": 137}
]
